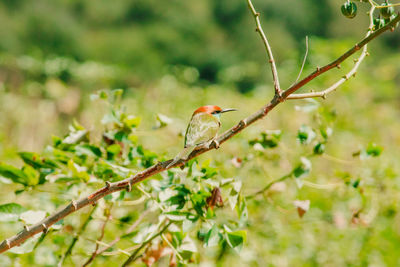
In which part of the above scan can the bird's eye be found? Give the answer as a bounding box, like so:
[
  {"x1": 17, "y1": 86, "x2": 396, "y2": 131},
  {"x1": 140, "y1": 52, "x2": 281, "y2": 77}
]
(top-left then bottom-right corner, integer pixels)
[{"x1": 212, "y1": 110, "x2": 221, "y2": 114}]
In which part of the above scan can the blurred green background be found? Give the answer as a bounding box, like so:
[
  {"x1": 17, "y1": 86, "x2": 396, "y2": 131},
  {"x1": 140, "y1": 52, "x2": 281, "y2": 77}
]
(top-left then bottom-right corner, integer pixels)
[{"x1": 1, "y1": 0, "x2": 400, "y2": 266}]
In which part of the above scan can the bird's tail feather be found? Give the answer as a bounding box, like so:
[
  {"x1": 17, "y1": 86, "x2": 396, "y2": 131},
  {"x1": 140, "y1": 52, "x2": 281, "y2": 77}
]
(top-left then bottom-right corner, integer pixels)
[{"x1": 166, "y1": 146, "x2": 195, "y2": 168}]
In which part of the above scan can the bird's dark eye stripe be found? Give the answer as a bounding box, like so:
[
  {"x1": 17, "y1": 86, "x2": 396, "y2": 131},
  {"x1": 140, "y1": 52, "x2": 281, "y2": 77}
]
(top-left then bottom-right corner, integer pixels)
[{"x1": 212, "y1": 110, "x2": 221, "y2": 114}]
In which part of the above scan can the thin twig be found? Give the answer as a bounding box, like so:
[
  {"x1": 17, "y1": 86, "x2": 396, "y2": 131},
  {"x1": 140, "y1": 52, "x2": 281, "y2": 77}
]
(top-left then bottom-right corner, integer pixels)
[
  {"x1": 247, "y1": 0, "x2": 282, "y2": 96},
  {"x1": 58, "y1": 205, "x2": 97, "y2": 267},
  {"x1": 32, "y1": 231, "x2": 50, "y2": 251},
  {"x1": 82, "y1": 204, "x2": 113, "y2": 267},
  {"x1": 0, "y1": 9, "x2": 399, "y2": 256},
  {"x1": 121, "y1": 221, "x2": 172, "y2": 267},
  {"x1": 287, "y1": 6, "x2": 377, "y2": 100},
  {"x1": 95, "y1": 209, "x2": 150, "y2": 257},
  {"x1": 293, "y1": 36, "x2": 309, "y2": 85},
  {"x1": 283, "y1": 12, "x2": 399, "y2": 99},
  {"x1": 246, "y1": 172, "x2": 293, "y2": 199}
]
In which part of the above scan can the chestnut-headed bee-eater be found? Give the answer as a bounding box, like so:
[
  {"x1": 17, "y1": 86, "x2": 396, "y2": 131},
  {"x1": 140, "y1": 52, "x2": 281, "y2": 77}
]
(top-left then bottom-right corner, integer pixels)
[{"x1": 167, "y1": 105, "x2": 237, "y2": 168}]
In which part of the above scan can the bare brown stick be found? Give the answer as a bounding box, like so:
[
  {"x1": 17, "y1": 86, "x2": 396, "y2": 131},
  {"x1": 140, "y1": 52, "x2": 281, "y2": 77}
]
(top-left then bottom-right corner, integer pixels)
[
  {"x1": 82, "y1": 204, "x2": 113, "y2": 267},
  {"x1": 0, "y1": 9, "x2": 399, "y2": 255},
  {"x1": 247, "y1": 0, "x2": 282, "y2": 96},
  {"x1": 58, "y1": 205, "x2": 97, "y2": 267}
]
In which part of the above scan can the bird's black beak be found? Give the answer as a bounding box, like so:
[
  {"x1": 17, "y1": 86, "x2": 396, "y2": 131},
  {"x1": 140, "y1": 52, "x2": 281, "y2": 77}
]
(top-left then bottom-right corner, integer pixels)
[{"x1": 221, "y1": 108, "x2": 237, "y2": 113}]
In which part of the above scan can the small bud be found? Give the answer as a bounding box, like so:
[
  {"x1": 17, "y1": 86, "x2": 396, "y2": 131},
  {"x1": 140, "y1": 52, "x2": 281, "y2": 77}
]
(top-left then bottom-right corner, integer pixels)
[
  {"x1": 5, "y1": 239, "x2": 11, "y2": 249},
  {"x1": 71, "y1": 201, "x2": 78, "y2": 211}
]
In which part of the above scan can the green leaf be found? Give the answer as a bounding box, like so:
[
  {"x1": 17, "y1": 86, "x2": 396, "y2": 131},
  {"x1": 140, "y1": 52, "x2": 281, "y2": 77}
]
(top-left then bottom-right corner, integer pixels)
[
  {"x1": 123, "y1": 115, "x2": 141, "y2": 128},
  {"x1": 163, "y1": 211, "x2": 191, "y2": 221},
  {"x1": 366, "y1": 143, "x2": 383, "y2": 157},
  {"x1": 179, "y1": 236, "x2": 198, "y2": 252},
  {"x1": 67, "y1": 159, "x2": 90, "y2": 182},
  {"x1": 313, "y1": 143, "x2": 325, "y2": 155},
  {"x1": 249, "y1": 130, "x2": 282, "y2": 149},
  {"x1": 62, "y1": 130, "x2": 88, "y2": 145},
  {"x1": 225, "y1": 229, "x2": 247, "y2": 250},
  {"x1": 204, "y1": 224, "x2": 221, "y2": 247},
  {"x1": 19, "y1": 152, "x2": 58, "y2": 169},
  {"x1": 320, "y1": 126, "x2": 333, "y2": 140},
  {"x1": 155, "y1": 113, "x2": 173, "y2": 129},
  {"x1": 21, "y1": 165, "x2": 39, "y2": 186},
  {"x1": 0, "y1": 162, "x2": 28, "y2": 185},
  {"x1": 71, "y1": 119, "x2": 86, "y2": 131},
  {"x1": 0, "y1": 203, "x2": 27, "y2": 222},
  {"x1": 75, "y1": 144, "x2": 102, "y2": 158},
  {"x1": 297, "y1": 125, "x2": 316, "y2": 145},
  {"x1": 293, "y1": 157, "x2": 312, "y2": 180},
  {"x1": 228, "y1": 190, "x2": 239, "y2": 210}
]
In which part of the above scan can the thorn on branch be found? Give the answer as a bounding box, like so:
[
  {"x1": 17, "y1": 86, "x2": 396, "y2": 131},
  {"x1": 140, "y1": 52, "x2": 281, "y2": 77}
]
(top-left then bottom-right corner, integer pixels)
[
  {"x1": 92, "y1": 202, "x2": 97, "y2": 207},
  {"x1": 366, "y1": 52, "x2": 370, "y2": 56},
  {"x1": 255, "y1": 12, "x2": 260, "y2": 17},
  {"x1": 355, "y1": 44, "x2": 360, "y2": 50},
  {"x1": 5, "y1": 239, "x2": 10, "y2": 249},
  {"x1": 105, "y1": 181, "x2": 111, "y2": 188},
  {"x1": 354, "y1": 59, "x2": 359, "y2": 63},
  {"x1": 353, "y1": 72, "x2": 357, "y2": 77},
  {"x1": 42, "y1": 223, "x2": 48, "y2": 234},
  {"x1": 337, "y1": 64, "x2": 341, "y2": 69},
  {"x1": 316, "y1": 67, "x2": 321, "y2": 72},
  {"x1": 322, "y1": 93, "x2": 327, "y2": 99},
  {"x1": 23, "y1": 225, "x2": 30, "y2": 232},
  {"x1": 343, "y1": 75, "x2": 349, "y2": 80},
  {"x1": 126, "y1": 182, "x2": 132, "y2": 192},
  {"x1": 71, "y1": 201, "x2": 78, "y2": 211},
  {"x1": 269, "y1": 59, "x2": 273, "y2": 63}
]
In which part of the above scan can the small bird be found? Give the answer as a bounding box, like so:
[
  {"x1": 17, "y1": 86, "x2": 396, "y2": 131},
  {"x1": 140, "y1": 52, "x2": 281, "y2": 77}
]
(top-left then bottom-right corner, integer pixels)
[{"x1": 167, "y1": 105, "x2": 237, "y2": 168}]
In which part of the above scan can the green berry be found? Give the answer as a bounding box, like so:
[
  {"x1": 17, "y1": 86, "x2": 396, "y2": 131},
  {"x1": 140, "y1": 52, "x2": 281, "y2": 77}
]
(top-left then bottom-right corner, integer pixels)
[{"x1": 341, "y1": 1, "x2": 357, "y2": 19}]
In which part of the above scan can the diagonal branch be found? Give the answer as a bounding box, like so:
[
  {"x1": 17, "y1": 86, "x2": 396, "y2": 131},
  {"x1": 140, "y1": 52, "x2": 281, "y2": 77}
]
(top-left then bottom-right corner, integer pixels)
[
  {"x1": 247, "y1": 0, "x2": 282, "y2": 96},
  {"x1": 0, "y1": 10, "x2": 399, "y2": 256}
]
